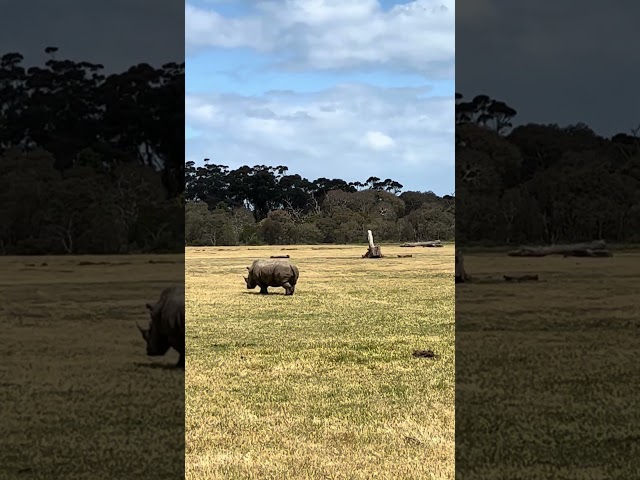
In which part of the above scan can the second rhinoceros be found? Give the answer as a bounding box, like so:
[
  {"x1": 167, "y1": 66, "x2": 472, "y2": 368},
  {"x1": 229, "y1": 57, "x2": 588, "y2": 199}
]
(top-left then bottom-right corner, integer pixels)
[
  {"x1": 243, "y1": 259, "x2": 299, "y2": 295},
  {"x1": 136, "y1": 285, "x2": 185, "y2": 368}
]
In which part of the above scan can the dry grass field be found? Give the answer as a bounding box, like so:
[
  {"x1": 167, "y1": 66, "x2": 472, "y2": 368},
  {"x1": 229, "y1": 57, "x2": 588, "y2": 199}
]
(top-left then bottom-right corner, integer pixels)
[
  {"x1": 456, "y1": 252, "x2": 639, "y2": 478},
  {"x1": 0, "y1": 255, "x2": 184, "y2": 479},
  {"x1": 186, "y1": 244, "x2": 455, "y2": 480}
]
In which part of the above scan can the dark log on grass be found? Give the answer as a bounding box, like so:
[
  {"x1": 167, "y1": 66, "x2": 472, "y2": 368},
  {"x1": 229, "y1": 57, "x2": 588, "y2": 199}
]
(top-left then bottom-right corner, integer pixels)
[
  {"x1": 397, "y1": 254, "x2": 413, "y2": 258},
  {"x1": 455, "y1": 249, "x2": 471, "y2": 283},
  {"x1": 503, "y1": 274, "x2": 539, "y2": 282},
  {"x1": 507, "y1": 240, "x2": 611, "y2": 257},
  {"x1": 412, "y1": 349, "x2": 437, "y2": 358},
  {"x1": 362, "y1": 230, "x2": 383, "y2": 258},
  {"x1": 562, "y1": 249, "x2": 612, "y2": 258},
  {"x1": 400, "y1": 240, "x2": 443, "y2": 247},
  {"x1": 270, "y1": 255, "x2": 290, "y2": 258}
]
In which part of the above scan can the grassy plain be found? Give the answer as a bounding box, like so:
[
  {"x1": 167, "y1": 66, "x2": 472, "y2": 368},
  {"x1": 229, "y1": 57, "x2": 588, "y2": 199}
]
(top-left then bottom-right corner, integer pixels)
[
  {"x1": 0, "y1": 255, "x2": 184, "y2": 479},
  {"x1": 456, "y1": 253, "x2": 639, "y2": 478},
  {"x1": 186, "y1": 244, "x2": 454, "y2": 479}
]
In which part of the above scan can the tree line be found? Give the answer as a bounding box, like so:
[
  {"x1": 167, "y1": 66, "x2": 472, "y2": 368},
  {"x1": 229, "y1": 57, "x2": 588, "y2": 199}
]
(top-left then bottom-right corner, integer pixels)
[
  {"x1": 456, "y1": 93, "x2": 640, "y2": 245},
  {"x1": 185, "y1": 162, "x2": 455, "y2": 245},
  {"x1": 0, "y1": 49, "x2": 184, "y2": 254}
]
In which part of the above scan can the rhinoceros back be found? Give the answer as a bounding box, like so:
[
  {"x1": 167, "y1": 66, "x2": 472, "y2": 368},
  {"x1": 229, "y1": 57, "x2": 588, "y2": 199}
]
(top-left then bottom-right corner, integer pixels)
[
  {"x1": 250, "y1": 259, "x2": 298, "y2": 287},
  {"x1": 150, "y1": 285, "x2": 185, "y2": 354}
]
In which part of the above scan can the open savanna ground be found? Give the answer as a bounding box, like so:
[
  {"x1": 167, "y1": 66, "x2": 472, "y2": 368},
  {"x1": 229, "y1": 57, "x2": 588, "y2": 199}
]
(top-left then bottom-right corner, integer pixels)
[
  {"x1": 456, "y1": 252, "x2": 640, "y2": 478},
  {"x1": 186, "y1": 244, "x2": 455, "y2": 480},
  {"x1": 0, "y1": 255, "x2": 184, "y2": 479}
]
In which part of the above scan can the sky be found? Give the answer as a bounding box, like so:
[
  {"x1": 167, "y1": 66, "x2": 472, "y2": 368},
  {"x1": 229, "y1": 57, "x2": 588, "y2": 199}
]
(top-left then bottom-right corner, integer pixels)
[
  {"x1": 0, "y1": 0, "x2": 184, "y2": 72},
  {"x1": 185, "y1": 0, "x2": 455, "y2": 195},
  {"x1": 455, "y1": 0, "x2": 640, "y2": 138}
]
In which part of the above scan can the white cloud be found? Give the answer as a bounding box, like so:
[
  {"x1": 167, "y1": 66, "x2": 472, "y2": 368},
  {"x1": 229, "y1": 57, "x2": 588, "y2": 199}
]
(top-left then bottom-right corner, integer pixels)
[
  {"x1": 185, "y1": 6, "x2": 272, "y2": 51},
  {"x1": 185, "y1": 0, "x2": 455, "y2": 78},
  {"x1": 185, "y1": 84, "x2": 454, "y2": 191},
  {"x1": 363, "y1": 131, "x2": 395, "y2": 150}
]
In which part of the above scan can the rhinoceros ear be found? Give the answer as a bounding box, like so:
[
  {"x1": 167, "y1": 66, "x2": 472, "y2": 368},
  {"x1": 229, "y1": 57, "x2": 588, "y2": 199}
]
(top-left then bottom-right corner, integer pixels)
[{"x1": 246, "y1": 266, "x2": 250, "y2": 270}]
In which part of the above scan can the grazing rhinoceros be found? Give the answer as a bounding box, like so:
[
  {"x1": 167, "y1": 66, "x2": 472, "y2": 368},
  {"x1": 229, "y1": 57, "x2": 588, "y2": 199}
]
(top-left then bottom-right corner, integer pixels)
[
  {"x1": 136, "y1": 285, "x2": 185, "y2": 368},
  {"x1": 244, "y1": 259, "x2": 299, "y2": 295}
]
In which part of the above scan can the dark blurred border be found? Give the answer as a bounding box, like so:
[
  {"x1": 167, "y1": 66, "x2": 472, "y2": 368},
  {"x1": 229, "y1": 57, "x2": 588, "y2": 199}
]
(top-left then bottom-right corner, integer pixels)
[
  {"x1": 0, "y1": 1, "x2": 185, "y2": 478},
  {"x1": 456, "y1": 1, "x2": 640, "y2": 477}
]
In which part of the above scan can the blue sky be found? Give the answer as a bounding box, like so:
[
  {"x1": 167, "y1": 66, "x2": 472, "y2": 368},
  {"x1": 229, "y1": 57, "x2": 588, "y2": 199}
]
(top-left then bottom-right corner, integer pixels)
[{"x1": 185, "y1": 0, "x2": 455, "y2": 195}]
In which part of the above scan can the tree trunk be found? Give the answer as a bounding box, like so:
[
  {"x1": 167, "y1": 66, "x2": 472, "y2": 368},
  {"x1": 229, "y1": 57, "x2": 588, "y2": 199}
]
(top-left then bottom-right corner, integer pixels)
[
  {"x1": 362, "y1": 230, "x2": 383, "y2": 258},
  {"x1": 507, "y1": 240, "x2": 612, "y2": 257},
  {"x1": 455, "y1": 249, "x2": 470, "y2": 283}
]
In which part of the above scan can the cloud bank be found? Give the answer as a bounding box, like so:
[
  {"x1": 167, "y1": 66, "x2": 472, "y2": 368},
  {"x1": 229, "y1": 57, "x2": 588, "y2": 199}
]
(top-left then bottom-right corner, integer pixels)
[
  {"x1": 186, "y1": 84, "x2": 453, "y2": 191},
  {"x1": 186, "y1": 0, "x2": 454, "y2": 77}
]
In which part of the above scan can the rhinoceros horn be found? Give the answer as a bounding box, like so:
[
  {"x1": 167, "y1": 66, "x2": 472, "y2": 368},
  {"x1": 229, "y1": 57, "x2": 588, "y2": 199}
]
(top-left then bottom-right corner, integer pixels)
[{"x1": 136, "y1": 320, "x2": 149, "y2": 340}]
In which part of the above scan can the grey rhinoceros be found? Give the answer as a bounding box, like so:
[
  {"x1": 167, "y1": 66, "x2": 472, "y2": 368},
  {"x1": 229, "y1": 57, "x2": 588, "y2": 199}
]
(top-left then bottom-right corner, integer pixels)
[
  {"x1": 136, "y1": 285, "x2": 185, "y2": 368},
  {"x1": 243, "y1": 259, "x2": 300, "y2": 295}
]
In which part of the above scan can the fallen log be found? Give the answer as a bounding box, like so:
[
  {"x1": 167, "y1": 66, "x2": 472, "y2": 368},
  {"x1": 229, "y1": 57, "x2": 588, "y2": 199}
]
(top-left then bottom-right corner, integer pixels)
[
  {"x1": 562, "y1": 249, "x2": 612, "y2": 257},
  {"x1": 507, "y1": 240, "x2": 611, "y2": 257},
  {"x1": 400, "y1": 240, "x2": 443, "y2": 247},
  {"x1": 270, "y1": 255, "x2": 290, "y2": 259},
  {"x1": 397, "y1": 254, "x2": 413, "y2": 258},
  {"x1": 503, "y1": 274, "x2": 539, "y2": 282},
  {"x1": 362, "y1": 230, "x2": 383, "y2": 258}
]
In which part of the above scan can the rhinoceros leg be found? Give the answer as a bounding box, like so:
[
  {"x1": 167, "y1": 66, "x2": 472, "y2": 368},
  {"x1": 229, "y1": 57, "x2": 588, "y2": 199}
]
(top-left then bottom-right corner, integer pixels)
[
  {"x1": 176, "y1": 353, "x2": 185, "y2": 369},
  {"x1": 259, "y1": 284, "x2": 268, "y2": 294},
  {"x1": 282, "y1": 282, "x2": 294, "y2": 295}
]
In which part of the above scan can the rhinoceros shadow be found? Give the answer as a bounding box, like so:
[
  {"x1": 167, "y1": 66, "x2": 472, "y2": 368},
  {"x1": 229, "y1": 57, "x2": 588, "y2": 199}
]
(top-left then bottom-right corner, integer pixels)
[
  {"x1": 241, "y1": 291, "x2": 289, "y2": 296},
  {"x1": 133, "y1": 361, "x2": 182, "y2": 371}
]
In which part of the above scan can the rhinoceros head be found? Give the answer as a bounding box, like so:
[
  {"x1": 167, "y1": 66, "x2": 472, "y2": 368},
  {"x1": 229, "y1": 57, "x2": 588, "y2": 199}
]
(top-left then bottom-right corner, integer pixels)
[
  {"x1": 136, "y1": 303, "x2": 170, "y2": 356},
  {"x1": 243, "y1": 266, "x2": 257, "y2": 289}
]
